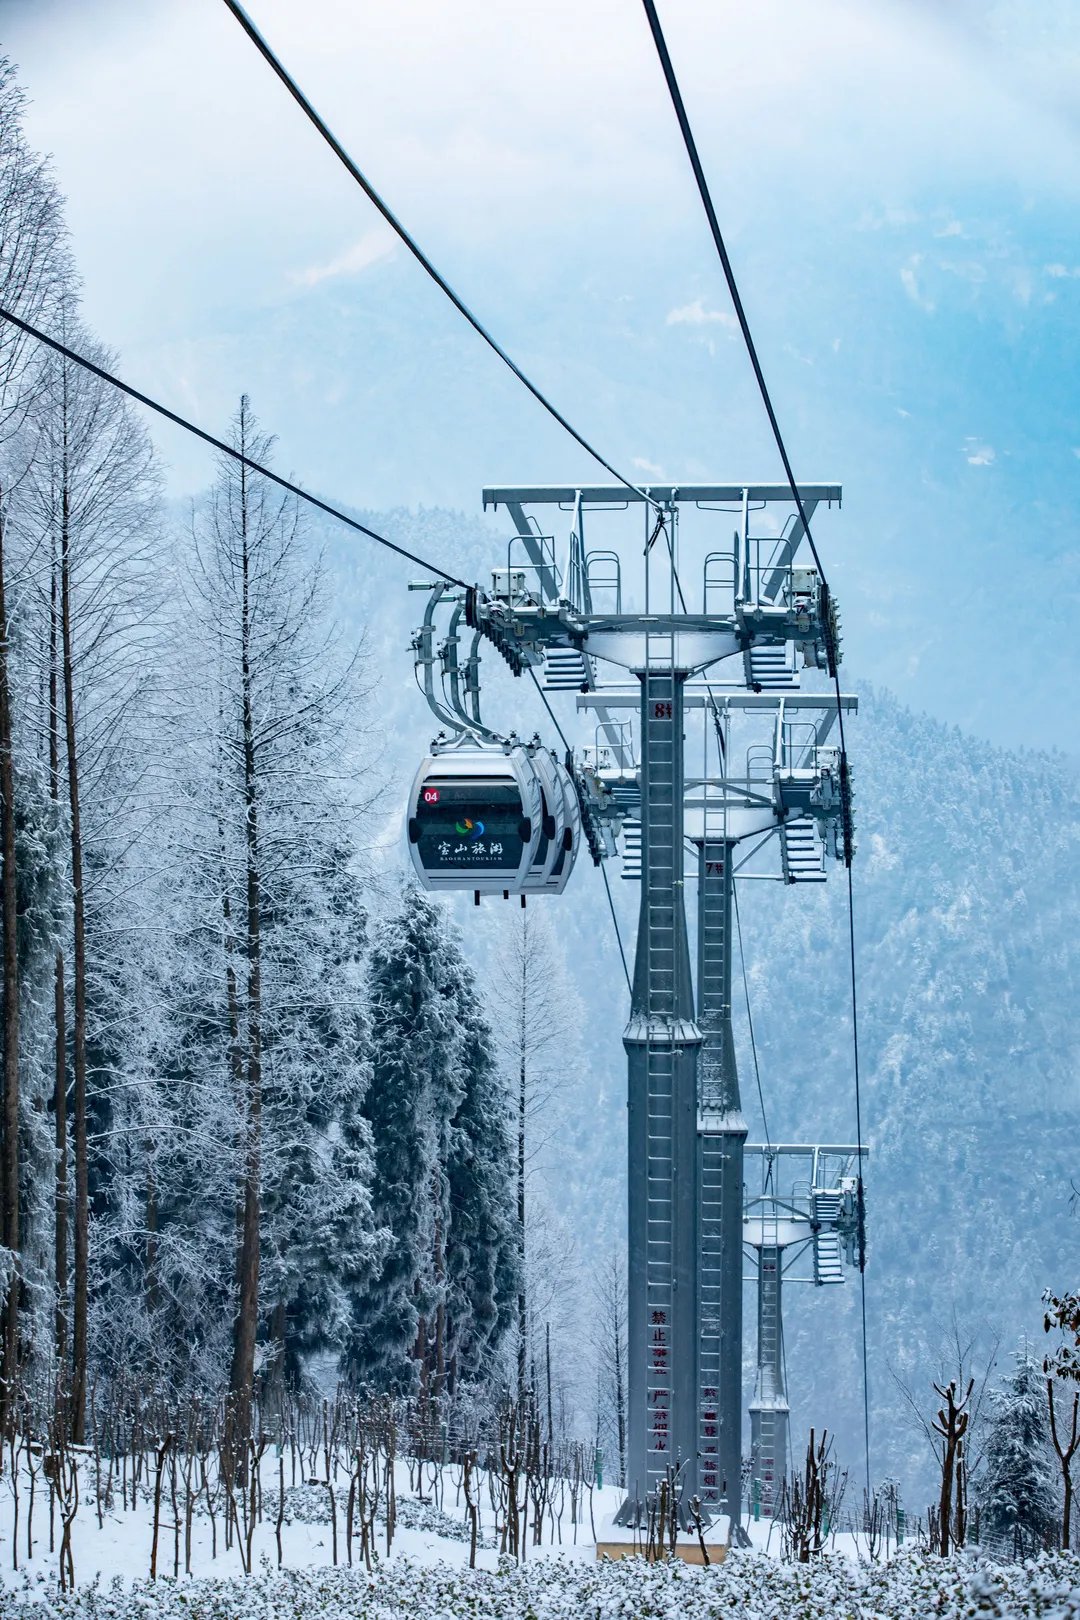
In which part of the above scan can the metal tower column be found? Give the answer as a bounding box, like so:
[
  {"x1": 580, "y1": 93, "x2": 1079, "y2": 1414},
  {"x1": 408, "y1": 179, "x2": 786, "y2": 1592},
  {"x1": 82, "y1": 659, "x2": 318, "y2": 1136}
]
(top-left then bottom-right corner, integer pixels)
[
  {"x1": 618, "y1": 665, "x2": 702, "y2": 1522},
  {"x1": 696, "y1": 838, "x2": 746, "y2": 1521},
  {"x1": 426, "y1": 483, "x2": 855, "y2": 1542},
  {"x1": 749, "y1": 1243, "x2": 789, "y2": 1515},
  {"x1": 742, "y1": 1142, "x2": 867, "y2": 1517}
]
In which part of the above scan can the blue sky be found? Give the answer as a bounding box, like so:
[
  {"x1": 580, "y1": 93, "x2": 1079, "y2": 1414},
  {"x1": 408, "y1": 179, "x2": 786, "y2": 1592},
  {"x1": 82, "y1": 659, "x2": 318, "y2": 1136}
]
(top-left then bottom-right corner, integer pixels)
[{"x1": 4, "y1": 0, "x2": 1080, "y2": 751}]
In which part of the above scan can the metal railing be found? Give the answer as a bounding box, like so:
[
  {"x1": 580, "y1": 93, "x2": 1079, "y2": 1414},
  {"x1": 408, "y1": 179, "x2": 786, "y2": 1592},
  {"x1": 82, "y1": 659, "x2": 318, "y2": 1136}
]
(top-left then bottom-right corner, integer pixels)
[
  {"x1": 734, "y1": 529, "x2": 816, "y2": 611},
  {"x1": 745, "y1": 743, "x2": 774, "y2": 789},
  {"x1": 588, "y1": 717, "x2": 634, "y2": 767},
  {"x1": 703, "y1": 550, "x2": 736, "y2": 614},
  {"x1": 585, "y1": 549, "x2": 622, "y2": 613},
  {"x1": 775, "y1": 719, "x2": 819, "y2": 776},
  {"x1": 500, "y1": 533, "x2": 561, "y2": 604}
]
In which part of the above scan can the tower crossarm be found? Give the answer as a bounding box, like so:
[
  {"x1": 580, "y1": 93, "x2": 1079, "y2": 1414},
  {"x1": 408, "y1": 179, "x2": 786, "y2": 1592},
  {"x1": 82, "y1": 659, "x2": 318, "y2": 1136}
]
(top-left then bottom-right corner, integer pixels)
[
  {"x1": 575, "y1": 690, "x2": 858, "y2": 713},
  {"x1": 744, "y1": 1143, "x2": 869, "y2": 1284},
  {"x1": 471, "y1": 600, "x2": 834, "y2": 676},
  {"x1": 473, "y1": 484, "x2": 845, "y2": 676},
  {"x1": 573, "y1": 692, "x2": 857, "y2": 880},
  {"x1": 483, "y1": 482, "x2": 843, "y2": 508}
]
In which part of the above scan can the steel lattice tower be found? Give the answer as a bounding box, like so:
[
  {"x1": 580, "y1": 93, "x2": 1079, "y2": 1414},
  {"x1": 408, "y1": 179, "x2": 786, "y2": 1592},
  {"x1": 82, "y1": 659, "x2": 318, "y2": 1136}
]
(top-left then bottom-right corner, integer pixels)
[{"x1": 410, "y1": 482, "x2": 855, "y2": 1532}]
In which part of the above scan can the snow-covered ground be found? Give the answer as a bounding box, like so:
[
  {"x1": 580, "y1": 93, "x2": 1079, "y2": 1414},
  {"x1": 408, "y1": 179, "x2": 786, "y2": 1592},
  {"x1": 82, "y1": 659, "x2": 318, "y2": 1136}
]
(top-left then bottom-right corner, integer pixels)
[
  {"x1": 3, "y1": 1547, "x2": 1080, "y2": 1618},
  {"x1": 0, "y1": 1450, "x2": 868, "y2": 1587},
  {"x1": 0, "y1": 1456, "x2": 615, "y2": 1586},
  {"x1": 2, "y1": 1457, "x2": 1078, "y2": 1618}
]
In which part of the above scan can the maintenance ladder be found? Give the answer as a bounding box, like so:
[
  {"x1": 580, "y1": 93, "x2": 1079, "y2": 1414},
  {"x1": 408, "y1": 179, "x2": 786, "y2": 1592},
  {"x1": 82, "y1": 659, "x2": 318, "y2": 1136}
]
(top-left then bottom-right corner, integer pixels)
[{"x1": 642, "y1": 650, "x2": 678, "y2": 1491}]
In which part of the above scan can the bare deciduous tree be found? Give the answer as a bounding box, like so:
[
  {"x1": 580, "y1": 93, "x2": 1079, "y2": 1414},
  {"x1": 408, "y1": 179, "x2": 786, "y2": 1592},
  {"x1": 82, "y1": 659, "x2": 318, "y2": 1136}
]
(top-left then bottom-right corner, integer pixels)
[
  {"x1": 490, "y1": 907, "x2": 588, "y2": 1417},
  {"x1": 890, "y1": 1314, "x2": 998, "y2": 1555},
  {"x1": 0, "y1": 56, "x2": 67, "y2": 1431},
  {"x1": 590, "y1": 1251, "x2": 627, "y2": 1489},
  {"x1": 492, "y1": 909, "x2": 571, "y2": 1405},
  {"x1": 778, "y1": 1428, "x2": 846, "y2": 1562},
  {"x1": 932, "y1": 1377, "x2": 973, "y2": 1556},
  {"x1": 1045, "y1": 1289, "x2": 1080, "y2": 1549},
  {"x1": 1046, "y1": 1378, "x2": 1078, "y2": 1551},
  {"x1": 24, "y1": 313, "x2": 159, "y2": 1440}
]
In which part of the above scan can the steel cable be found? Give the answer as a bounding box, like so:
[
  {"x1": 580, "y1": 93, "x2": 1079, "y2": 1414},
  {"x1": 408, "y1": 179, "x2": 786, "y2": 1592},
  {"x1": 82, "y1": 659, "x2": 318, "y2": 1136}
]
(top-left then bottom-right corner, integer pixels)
[
  {"x1": 639, "y1": 0, "x2": 872, "y2": 1496},
  {"x1": 0, "y1": 307, "x2": 471, "y2": 589},
  {"x1": 221, "y1": 0, "x2": 662, "y2": 513}
]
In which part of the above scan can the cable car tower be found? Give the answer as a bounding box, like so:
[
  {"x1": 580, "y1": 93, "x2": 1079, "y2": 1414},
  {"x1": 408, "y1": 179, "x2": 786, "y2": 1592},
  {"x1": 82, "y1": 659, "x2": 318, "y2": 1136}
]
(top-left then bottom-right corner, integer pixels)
[
  {"x1": 743, "y1": 1143, "x2": 868, "y2": 1515},
  {"x1": 406, "y1": 482, "x2": 856, "y2": 1528}
]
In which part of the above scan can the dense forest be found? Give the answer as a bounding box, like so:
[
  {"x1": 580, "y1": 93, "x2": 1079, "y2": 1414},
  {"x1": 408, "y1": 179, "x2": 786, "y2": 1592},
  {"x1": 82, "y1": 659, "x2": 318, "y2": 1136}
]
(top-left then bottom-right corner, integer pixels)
[{"x1": 0, "y1": 62, "x2": 530, "y2": 1451}]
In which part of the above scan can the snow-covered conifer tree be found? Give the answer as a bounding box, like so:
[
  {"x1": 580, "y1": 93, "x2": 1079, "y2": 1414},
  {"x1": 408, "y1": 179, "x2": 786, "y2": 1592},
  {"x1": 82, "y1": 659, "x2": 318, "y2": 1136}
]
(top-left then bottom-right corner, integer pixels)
[
  {"x1": 444, "y1": 951, "x2": 517, "y2": 1390},
  {"x1": 257, "y1": 826, "x2": 385, "y2": 1395},
  {"x1": 150, "y1": 396, "x2": 384, "y2": 1424},
  {"x1": 347, "y1": 885, "x2": 458, "y2": 1393},
  {"x1": 87, "y1": 856, "x2": 236, "y2": 1396},
  {"x1": 348, "y1": 885, "x2": 518, "y2": 1397},
  {"x1": 979, "y1": 1347, "x2": 1058, "y2": 1556}
]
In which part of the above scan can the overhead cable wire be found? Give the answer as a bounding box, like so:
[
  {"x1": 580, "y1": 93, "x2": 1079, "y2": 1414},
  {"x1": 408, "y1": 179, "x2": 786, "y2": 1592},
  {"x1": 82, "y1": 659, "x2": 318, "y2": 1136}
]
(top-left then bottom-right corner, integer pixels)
[
  {"x1": 639, "y1": 0, "x2": 856, "y2": 849},
  {"x1": 847, "y1": 855, "x2": 871, "y2": 1494},
  {"x1": 527, "y1": 664, "x2": 572, "y2": 754},
  {"x1": 601, "y1": 863, "x2": 632, "y2": 994},
  {"x1": 221, "y1": 0, "x2": 662, "y2": 513},
  {"x1": 638, "y1": 0, "x2": 838, "y2": 600},
  {"x1": 0, "y1": 300, "x2": 636, "y2": 1015},
  {"x1": 234, "y1": 0, "x2": 649, "y2": 999},
  {"x1": 0, "y1": 307, "x2": 471, "y2": 590},
  {"x1": 638, "y1": 0, "x2": 871, "y2": 1494},
  {"x1": 735, "y1": 856, "x2": 793, "y2": 1485}
]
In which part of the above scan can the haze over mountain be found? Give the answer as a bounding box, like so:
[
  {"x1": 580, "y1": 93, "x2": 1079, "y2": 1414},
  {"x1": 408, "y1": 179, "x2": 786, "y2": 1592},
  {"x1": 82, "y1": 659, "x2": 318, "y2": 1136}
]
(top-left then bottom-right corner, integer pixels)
[{"x1": 6, "y1": 0, "x2": 1080, "y2": 753}]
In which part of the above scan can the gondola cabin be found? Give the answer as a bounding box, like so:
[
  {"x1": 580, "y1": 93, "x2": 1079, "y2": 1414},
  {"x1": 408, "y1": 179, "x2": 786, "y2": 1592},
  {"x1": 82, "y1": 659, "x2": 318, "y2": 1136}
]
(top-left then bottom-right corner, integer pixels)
[
  {"x1": 522, "y1": 750, "x2": 580, "y2": 894},
  {"x1": 548, "y1": 758, "x2": 581, "y2": 894},
  {"x1": 407, "y1": 741, "x2": 544, "y2": 895},
  {"x1": 521, "y1": 747, "x2": 563, "y2": 893}
]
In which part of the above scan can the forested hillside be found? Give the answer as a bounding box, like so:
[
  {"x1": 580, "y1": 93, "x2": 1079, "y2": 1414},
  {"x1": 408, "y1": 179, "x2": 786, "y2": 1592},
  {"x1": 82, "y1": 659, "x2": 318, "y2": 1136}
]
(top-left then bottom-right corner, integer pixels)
[{"x1": 744, "y1": 686, "x2": 1080, "y2": 1502}]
